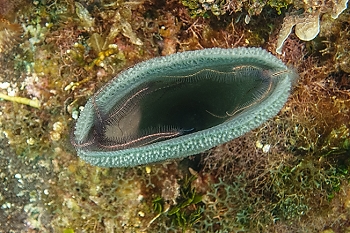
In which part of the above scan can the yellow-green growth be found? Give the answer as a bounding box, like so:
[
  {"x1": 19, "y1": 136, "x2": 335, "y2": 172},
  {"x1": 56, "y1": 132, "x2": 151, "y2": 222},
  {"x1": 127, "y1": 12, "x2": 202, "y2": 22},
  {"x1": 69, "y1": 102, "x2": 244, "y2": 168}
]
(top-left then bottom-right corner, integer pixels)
[
  {"x1": 0, "y1": 93, "x2": 40, "y2": 108},
  {"x1": 152, "y1": 175, "x2": 204, "y2": 231}
]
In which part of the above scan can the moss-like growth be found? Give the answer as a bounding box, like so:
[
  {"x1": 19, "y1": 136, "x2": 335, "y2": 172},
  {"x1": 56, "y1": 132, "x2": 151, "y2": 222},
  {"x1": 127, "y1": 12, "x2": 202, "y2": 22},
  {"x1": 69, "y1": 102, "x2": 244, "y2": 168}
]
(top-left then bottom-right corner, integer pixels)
[
  {"x1": 152, "y1": 175, "x2": 204, "y2": 231},
  {"x1": 200, "y1": 39, "x2": 350, "y2": 231},
  {"x1": 181, "y1": 0, "x2": 293, "y2": 18}
]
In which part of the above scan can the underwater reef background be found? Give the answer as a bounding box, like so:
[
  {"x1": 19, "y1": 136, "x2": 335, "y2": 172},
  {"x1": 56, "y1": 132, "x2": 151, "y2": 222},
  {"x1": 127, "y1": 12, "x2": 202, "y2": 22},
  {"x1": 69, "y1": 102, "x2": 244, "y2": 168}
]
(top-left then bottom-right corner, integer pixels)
[{"x1": 0, "y1": 0, "x2": 349, "y2": 232}]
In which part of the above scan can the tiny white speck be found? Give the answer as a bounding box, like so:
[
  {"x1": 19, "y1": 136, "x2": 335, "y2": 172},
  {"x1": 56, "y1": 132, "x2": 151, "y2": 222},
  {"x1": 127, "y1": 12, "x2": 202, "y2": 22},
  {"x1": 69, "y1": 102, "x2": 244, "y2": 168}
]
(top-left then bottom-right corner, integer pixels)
[
  {"x1": 27, "y1": 138, "x2": 35, "y2": 145},
  {"x1": 1, "y1": 202, "x2": 13, "y2": 209},
  {"x1": 0, "y1": 82, "x2": 10, "y2": 89},
  {"x1": 72, "y1": 110, "x2": 79, "y2": 120},
  {"x1": 137, "y1": 194, "x2": 144, "y2": 202},
  {"x1": 262, "y1": 144, "x2": 271, "y2": 153}
]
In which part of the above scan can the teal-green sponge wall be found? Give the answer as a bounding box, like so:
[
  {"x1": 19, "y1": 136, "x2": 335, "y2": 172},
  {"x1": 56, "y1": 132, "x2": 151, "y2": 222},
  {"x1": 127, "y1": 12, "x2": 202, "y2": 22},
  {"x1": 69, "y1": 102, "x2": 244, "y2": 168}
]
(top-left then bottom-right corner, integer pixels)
[{"x1": 72, "y1": 47, "x2": 296, "y2": 167}]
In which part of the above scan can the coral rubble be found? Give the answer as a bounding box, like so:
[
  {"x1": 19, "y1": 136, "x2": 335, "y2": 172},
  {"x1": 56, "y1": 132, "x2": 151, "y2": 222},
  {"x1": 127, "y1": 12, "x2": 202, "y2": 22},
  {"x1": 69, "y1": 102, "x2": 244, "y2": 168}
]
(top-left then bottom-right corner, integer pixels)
[
  {"x1": 276, "y1": 12, "x2": 321, "y2": 54},
  {"x1": 276, "y1": 0, "x2": 349, "y2": 54}
]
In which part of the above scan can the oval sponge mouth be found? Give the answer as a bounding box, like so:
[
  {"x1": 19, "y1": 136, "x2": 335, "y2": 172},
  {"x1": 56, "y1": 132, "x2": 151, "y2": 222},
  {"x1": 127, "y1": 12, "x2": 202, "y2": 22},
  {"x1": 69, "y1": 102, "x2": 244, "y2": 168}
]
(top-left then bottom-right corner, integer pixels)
[{"x1": 72, "y1": 47, "x2": 297, "y2": 167}]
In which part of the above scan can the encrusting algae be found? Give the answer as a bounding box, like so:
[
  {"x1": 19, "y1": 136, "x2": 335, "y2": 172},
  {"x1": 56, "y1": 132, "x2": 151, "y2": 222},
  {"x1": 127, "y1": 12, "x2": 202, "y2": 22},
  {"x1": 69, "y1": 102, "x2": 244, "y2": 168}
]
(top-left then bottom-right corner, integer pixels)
[{"x1": 0, "y1": 0, "x2": 349, "y2": 232}]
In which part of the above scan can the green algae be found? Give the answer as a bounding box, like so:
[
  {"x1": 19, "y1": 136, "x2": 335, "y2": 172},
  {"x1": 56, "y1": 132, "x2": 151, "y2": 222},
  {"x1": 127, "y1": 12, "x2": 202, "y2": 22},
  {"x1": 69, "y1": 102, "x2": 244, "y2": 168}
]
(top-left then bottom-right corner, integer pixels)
[
  {"x1": 152, "y1": 175, "x2": 204, "y2": 230},
  {"x1": 181, "y1": 0, "x2": 293, "y2": 18}
]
